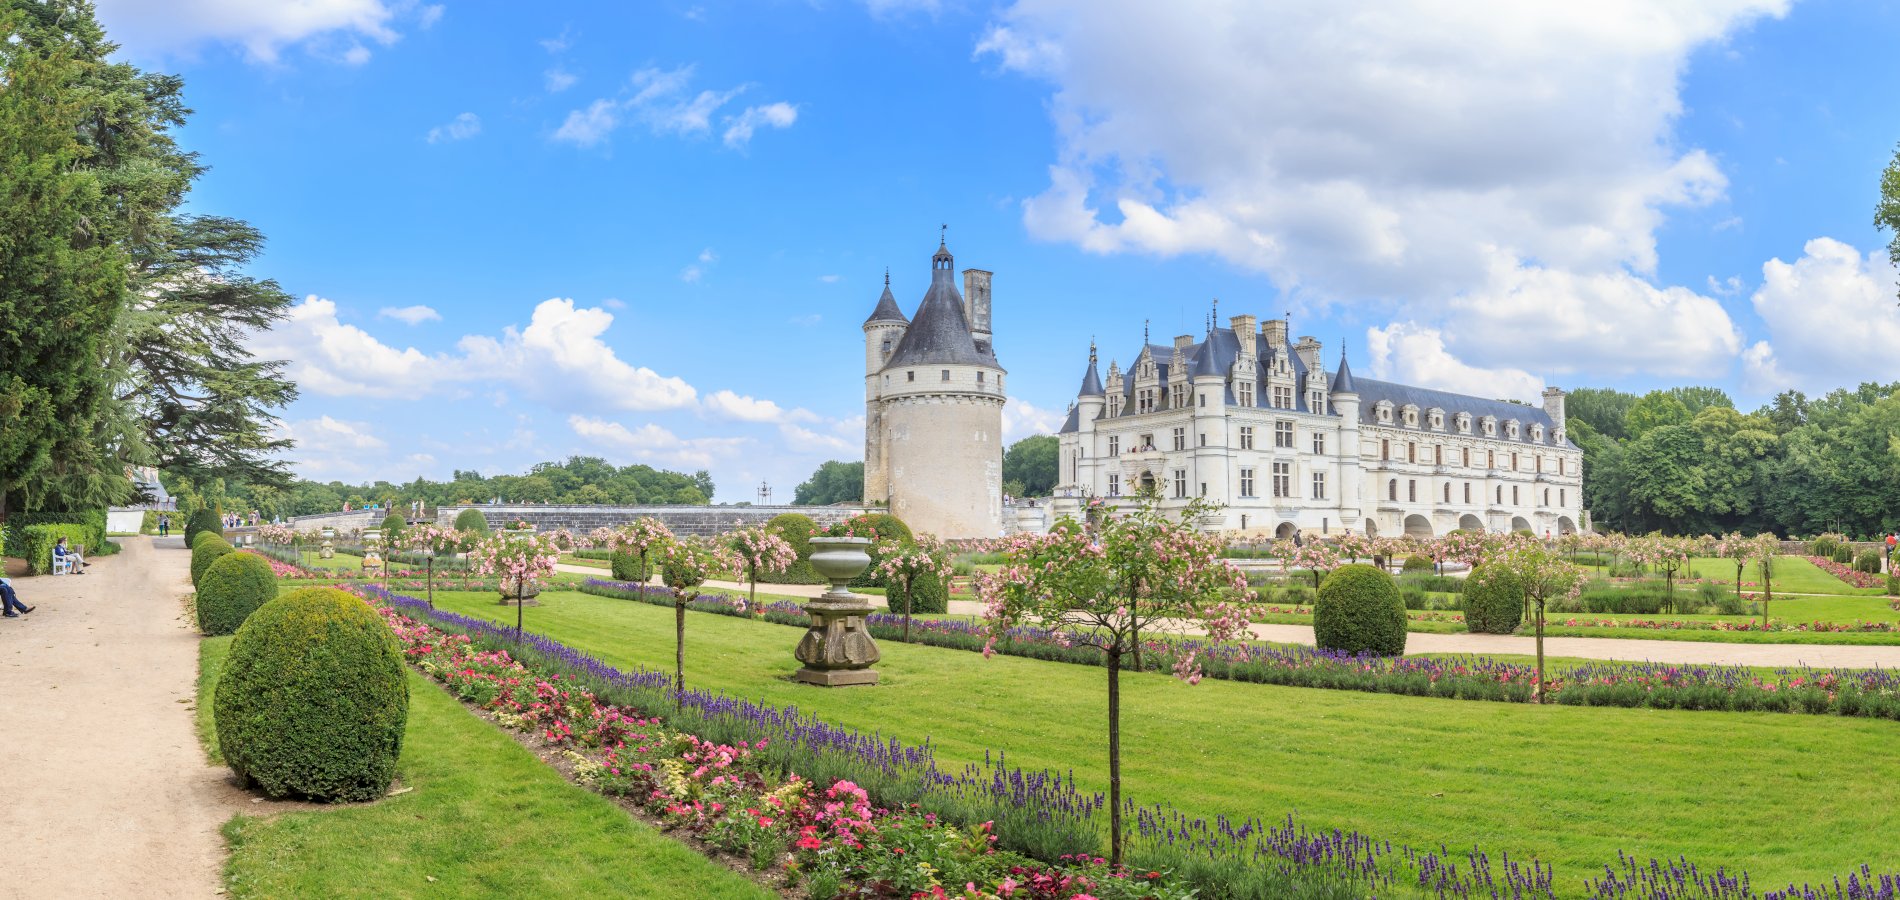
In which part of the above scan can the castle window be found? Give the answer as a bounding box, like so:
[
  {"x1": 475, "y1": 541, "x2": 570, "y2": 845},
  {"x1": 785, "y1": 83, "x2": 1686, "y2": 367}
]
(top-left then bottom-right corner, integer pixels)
[
  {"x1": 1376, "y1": 402, "x2": 1393, "y2": 424},
  {"x1": 1272, "y1": 385, "x2": 1294, "y2": 408},
  {"x1": 1487, "y1": 450, "x2": 1496, "y2": 469},
  {"x1": 1512, "y1": 485, "x2": 1520, "y2": 505},
  {"x1": 1171, "y1": 428, "x2": 1186, "y2": 451},
  {"x1": 1139, "y1": 433, "x2": 1154, "y2": 450},
  {"x1": 1239, "y1": 468, "x2": 1254, "y2": 497},
  {"x1": 1108, "y1": 436, "x2": 1119, "y2": 456},
  {"x1": 1543, "y1": 487, "x2": 1550, "y2": 506},
  {"x1": 1531, "y1": 424, "x2": 1544, "y2": 442},
  {"x1": 1311, "y1": 432, "x2": 1326, "y2": 455},
  {"x1": 1506, "y1": 420, "x2": 1521, "y2": 439},
  {"x1": 1199, "y1": 433, "x2": 1207, "y2": 447},
  {"x1": 1388, "y1": 479, "x2": 1398, "y2": 501},
  {"x1": 1173, "y1": 469, "x2": 1187, "y2": 499},
  {"x1": 1465, "y1": 447, "x2": 1474, "y2": 467},
  {"x1": 1430, "y1": 410, "x2": 1444, "y2": 430},
  {"x1": 1443, "y1": 482, "x2": 1451, "y2": 502},
  {"x1": 1272, "y1": 462, "x2": 1291, "y2": 497},
  {"x1": 977, "y1": 371, "x2": 985, "y2": 384},
  {"x1": 1497, "y1": 486, "x2": 1503, "y2": 504},
  {"x1": 1457, "y1": 413, "x2": 1471, "y2": 434},
  {"x1": 1407, "y1": 442, "x2": 1416, "y2": 463},
  {"x1": 1560, "y1": 488, "x2": 1566, "y2": 506},
  {"x1": 1239, "y1": 426, "x2": 1254, "y2": 450},
  {"x1": 1381, "y1": 439, "x2": 1390, "y2": 461},
  {"x1": 1275, "y1": 421, "x2": 1294, "y2": 448},
  {"x1": 1535, "y1": 456, "x2": 1543, "y2": 473},
  {"x1": 1511, "y1": 452, "x2": 1519, "y2": 470},
  {"x1": 908, "y1": 371, "x2": 915, "y2": 382},
  {"x1": 1238, "y1": 381, "x2": 1255, "y2": 407},
  {"x1": 1482, "y1": 417, "x2": 1497, "y2": 436},
  {"x1": 883, "y1": 375, "x2": 889, "y2": 386},
  {"x1": 1310, "y1": 391, "x2": 1323, "y2": 412},
  {"x1": 1198, "y1": 393, "x2": 1205, "y2": 407},
  {"x1": 1464, "y1": 482, "x2": 1471, "y2": 503},
  {"x1": 1311, "y1": 472, "x2": 1327, "y2": 500},
  {"x1": 1402, "y1": 405, "x2": 1418, "y2": 427},
  {"x1": 942, "y1": 370, "x2": 951, "y2": 382},
  {"x1": 1108, "y1": 473, "x2": 1120, "y2": 496},
  {"x1": 1408, "y1": 480, "x2": 1417, "y2": 502}
]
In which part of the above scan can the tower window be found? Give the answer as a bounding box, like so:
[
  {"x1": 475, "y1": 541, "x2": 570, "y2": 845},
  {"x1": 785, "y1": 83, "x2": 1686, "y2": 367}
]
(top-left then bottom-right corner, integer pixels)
[
  {"x1": 977, "y1": 372, "x2": 985, "y2": 384},
  {"x1": 1108, "y1": 436, "x2": 1119, "y2": 456},
  {"x1": 942, "y1": 370, "x2": 951, "y2": 382},
  {"x1": 908, "y1": 371, "x2": 916, "y2": 382}
]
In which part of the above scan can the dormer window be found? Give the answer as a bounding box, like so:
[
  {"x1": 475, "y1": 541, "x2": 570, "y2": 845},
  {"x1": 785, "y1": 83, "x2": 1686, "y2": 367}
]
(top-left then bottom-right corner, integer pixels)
[
  {"x1": 1505, "y1": 420, "x2": 1521, "y2": 440},
  {"x1": 1531, "y1": 424, "x2": 1545, "y2": 443},
  {"x1": 1456, "y1": 413, "x2": 1472, "y2": 434},
  {"x1": 1401, "y1": 405, "x2": 1419, "y2": 428},
  {"x1": 1429, "y1": 409, "x2": 1445, "y2": 431},
  {"x1": 1375, "y1": 401, "x2": 1394, "y2": 424},
  {"x1": 1481, "y1": 416, "x2": 1497, "y2": 437}
]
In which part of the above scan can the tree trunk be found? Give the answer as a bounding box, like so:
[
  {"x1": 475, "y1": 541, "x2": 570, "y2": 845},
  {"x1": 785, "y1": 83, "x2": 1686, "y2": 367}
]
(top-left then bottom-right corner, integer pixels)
[
  {"x1": 1130, "y1": 611, "x2": 1142, "y2": 672},
  {"x1": 748, "y1": 562, "x2": 757, "y2": 615},
  {"x1": 426, "y1": 557, "x2": 434, "y2": 608},
  {"x1": 674, "y1": 595, "x2": 687, "y2": 710},
  {"x1": 902, "y1": 574, "x2": 913, "y2": 643},
  {"x1": 1534, "y1": 599, "x2": 1546, "y2": 704},
  {"x1": 1106, "y1": 644, "x2": 1124, "y2": 867},
  {"x1": 514, "y1": 582, "x2": 524, "y2": 640}
]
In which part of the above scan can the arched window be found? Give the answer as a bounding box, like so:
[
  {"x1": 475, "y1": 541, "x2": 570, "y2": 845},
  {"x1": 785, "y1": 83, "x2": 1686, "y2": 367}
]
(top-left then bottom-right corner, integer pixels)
[
  {"x1": 1443, "y1": 482, "x2": 1451, "y2": 502},
  {"x1": 1388, "y1": 479, "x2": 1398, "y2": 501},
  {"x1": 1543, "y1": 487, "x2": 1550, "y2": 506}
]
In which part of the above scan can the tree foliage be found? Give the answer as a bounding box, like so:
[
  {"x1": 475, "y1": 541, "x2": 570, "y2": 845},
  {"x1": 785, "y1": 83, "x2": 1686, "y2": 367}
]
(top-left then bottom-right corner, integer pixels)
[
  {"x1": 793, "y1": 460, "x2": 863, "y2": 505},
  {"x1": 1002, "y1": 434, "x2": 1059, "y2": 496},
  {"x1": 227, "y1": 456, "x2": 716, "y2": 519},
  {"x1": 1878, "y1": 141, "x2": 1900, "y2": 302}
]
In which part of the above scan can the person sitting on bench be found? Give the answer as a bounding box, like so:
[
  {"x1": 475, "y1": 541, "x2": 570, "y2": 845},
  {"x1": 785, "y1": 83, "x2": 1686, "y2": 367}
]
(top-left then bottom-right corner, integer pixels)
[
  {"x1": 54, "y1": 537, "x2": 87, "y2": 574},
  {"x1": 0, "y1": 578, "x2": 33, "y2": 617}
]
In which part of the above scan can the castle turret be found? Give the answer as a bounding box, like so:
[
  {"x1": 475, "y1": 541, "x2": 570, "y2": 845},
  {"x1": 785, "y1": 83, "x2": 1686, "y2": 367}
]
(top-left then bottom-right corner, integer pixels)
[
  {"x1": 1330, "y1": 348, "x2": 1362, "y2": 531},
  {"x1": 863, "y1": 237, "x2": 1006, "y2": 538},
  {"x1": 1190, "y1": 325, "x2": 1227, "y2": 511},
  {"x1": 862, "y1": 271, "x2": 909, "y2": 506},
  {"x1": 1071, "y1": 342, "x2": 1106, "y2": 493}
]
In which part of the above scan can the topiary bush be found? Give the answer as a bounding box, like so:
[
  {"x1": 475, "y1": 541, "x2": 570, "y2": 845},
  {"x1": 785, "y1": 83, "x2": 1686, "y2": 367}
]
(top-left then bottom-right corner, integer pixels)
[
  {"x1": 1401, "y1": 554, "x2": 1434, "y2": 573},
  {"x1": 1888, "y1": 574, "x2": 1899, "y2": 597},
  {"x1": 196, "y1": 551, "x2": 280, "y2": 636},
  {"x1": 1810, "y1": 536, "x2": 1836, "y2": 558},
  {"x1": 215, "y1": 587, "x2": 408, "y2": 801},
  {"x1": 610, "y1": 549, "x2": 653, "y2": 583},
  {"x1": 1833, "y1": 547, "x2": 1853, "y2": 565},
  {"x1": 185, "y1": 508, "x2": 221, "y2": 548},
  {"x1": 759, "y1": 513, "x2": 826, "y2": 584},
  {"x1": 380, "y1": 512, "x2": 406, "y2": 544},
  {"x1": 1463, "y1": 565, "x2": 1525, "y2": 634},
  {"x1": 887, "y1": 570, "x2": 950, "y2": 615},
  {"x1": 1313, "y1": 563, "x2": 1406, "y2": 656},
  {"x1": 191, "y1": 533, "x2": 234, "y2": 588},
  {"x1": 1853, "y1": 549, "x2": 1882, "y2": 574},
  {"x1": 452, "y1": 508, "x2": 489, "y2": 535}
]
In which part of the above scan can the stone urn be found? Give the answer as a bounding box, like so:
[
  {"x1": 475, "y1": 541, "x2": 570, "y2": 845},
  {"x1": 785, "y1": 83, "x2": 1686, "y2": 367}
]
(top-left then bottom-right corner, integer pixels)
[
  {"x1": 793, "y1": 536, "x2": 881, "y2": 687},
  {"x1": 498, "y1": 576, "x2": 542, "y2": 605},
  {"x1": 318, "y1": 539, "x2": 335, "y2": 560},
  {"x1": 360, "y1": 545, "x2": 383, "y2": 570}
]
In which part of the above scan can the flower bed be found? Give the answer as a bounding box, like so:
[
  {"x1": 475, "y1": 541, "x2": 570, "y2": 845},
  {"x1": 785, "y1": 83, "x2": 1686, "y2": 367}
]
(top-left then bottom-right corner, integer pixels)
[
  {"x1": 361, "y1": 584, "x2": 1897, "y2": 900},
  {"x1": 578, "y1": 579, "x2": 1900, "y2": 720},
  {"x1": 1807, "y1": 556, "x2": 1886, "y2": 590},
  {"x1": 1549, "y1": 616, "x2": 1900, "y2": 634}
]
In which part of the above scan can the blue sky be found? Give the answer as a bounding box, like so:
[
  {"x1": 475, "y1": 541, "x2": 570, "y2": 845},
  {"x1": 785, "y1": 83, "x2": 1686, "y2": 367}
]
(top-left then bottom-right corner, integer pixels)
[{"x1": 95, "y1": 0, "x2": 1900, "y2": 501}]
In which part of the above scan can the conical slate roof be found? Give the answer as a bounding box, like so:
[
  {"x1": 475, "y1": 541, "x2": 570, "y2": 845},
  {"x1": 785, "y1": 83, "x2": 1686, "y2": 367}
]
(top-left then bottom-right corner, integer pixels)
[
  {"x1": 882, "y1": 242, "x2": 1000, "y2": 369},
  {"x1": 1330, "y1": 351, "x2": 1357, "y2": 394},
  {"x1": 863, "y1": 273, "x2": 907, "y2": 326},
  {"x1": 1190, "y1": 328, "x2": 1222, "y2": 378},
  {"x1": 1078, "y1": 343, "x2": 1104, "y2": 396}
]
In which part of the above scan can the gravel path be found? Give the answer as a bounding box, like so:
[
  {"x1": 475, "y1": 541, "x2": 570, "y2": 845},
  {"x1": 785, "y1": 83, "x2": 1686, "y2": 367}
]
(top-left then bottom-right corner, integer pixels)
[{"x1": 0, "y1": 536, "x2": 239, "y2": 899}]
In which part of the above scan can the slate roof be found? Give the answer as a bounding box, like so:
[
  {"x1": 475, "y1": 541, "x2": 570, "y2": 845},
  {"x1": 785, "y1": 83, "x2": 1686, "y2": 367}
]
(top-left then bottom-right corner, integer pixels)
[
  {"x1": 1057, "y1": 404, "x2": 1081, "y2": 434},
  {"x1": 863, "y1": 279, "x2": 907, "y2": 326},
  {"x1": 1114, "y1": 327, "x2": 1317, "y2": 414},
  {"x1": 1078, "y1": 357, "x2": 1104, "y2": 396},
  {"x1": 1330, "y1": 352, "x2": 1357, "y2": 393},
  {"x1": 1350, "y1": 377, "x2": 1575, "y2": 447},
  {"x1": 881, "y1": 243, "x2": 1003, "y2": 371}
]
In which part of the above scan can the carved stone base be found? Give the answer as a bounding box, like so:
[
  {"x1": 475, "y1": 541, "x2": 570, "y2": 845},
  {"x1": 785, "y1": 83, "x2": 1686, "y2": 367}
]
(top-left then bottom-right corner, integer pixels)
[{"x1": 794, "y1": 667, "x2": 879, "y2": 687}]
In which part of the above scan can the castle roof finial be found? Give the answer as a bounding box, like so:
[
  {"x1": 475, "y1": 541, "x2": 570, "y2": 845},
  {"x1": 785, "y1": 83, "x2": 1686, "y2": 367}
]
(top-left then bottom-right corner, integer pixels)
[
  {"x1": 1143, "y1": 319, "x2": 1150, "y2": 345},
  {"x1": 885, "y1": 267, "x2": 890, "y2": 287},
  {"x1": 1089, "y1": 338, "x2": 1097, "y2": 365},
  {"x1": 939, "y1": 223, "x2": 947, "y2": 249}
]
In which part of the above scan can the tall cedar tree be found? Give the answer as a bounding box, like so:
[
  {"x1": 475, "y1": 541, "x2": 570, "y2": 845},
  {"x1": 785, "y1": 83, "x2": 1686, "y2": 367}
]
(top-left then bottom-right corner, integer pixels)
[
  {"x1": 7, "y1": 0, "x2": 296, "y2": 510},
  {"x1": 0, "y1": 13, "x2": 127, "y2": 519}
]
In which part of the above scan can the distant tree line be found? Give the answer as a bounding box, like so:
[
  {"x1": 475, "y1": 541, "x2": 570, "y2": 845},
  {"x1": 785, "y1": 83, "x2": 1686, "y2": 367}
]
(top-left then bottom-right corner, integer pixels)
[
  {"x1": 1572, "y1": 382, "x2": 1900, "y2": 538},
  {"x1": 194, "y1": 457, "x2": 716, "y2": 520},
  {"x1": 792, "y1": 435, "x2": 1062, "y2": 508}
]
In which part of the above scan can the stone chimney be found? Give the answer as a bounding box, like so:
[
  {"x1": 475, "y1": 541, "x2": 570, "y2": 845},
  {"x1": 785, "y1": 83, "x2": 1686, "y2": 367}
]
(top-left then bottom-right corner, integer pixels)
[
  {"x1": 1295, "y1": 336, "x2": 1322, "y2": 373},
  {"x1": 1542, "y1": 386, "x2": 1567, "y2": 432},
  {"x1": 1262, "y1": 317, "x2": 1288, "y2": 352},
  {"x1": 1231, "y1": 315, "x2": 1257, "y2": 358}
]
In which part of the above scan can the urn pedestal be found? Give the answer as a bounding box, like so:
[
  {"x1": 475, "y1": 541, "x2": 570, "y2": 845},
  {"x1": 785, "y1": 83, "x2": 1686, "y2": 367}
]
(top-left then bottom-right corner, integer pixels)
[
  {"x1": 318, "y1": 540, "x2": 336, "y2": 560},
  {"x1": 793, "y1": 537, "x2": 881, "y2": 687}
]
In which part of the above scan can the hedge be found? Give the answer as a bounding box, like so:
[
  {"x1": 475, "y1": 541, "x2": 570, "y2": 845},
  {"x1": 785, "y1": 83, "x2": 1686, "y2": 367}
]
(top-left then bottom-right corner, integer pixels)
[
  {"x1": 758, "y1": 513, "x2": 826, "y2": 585},
  {"x1": 191, "y1": 533, "x2": 234, "y2": 588},
  {"x1": 19, "y1": 524, "x2": 96, "y2": 575},
  {"x1": 4, "y1": 510, "x2": 106, "y2": 563},
  {"x1": 1853, "y1": 549, "x2": 1882, "y2": 574},
  {"x1": 197, "y1": 551, "x2": 279, "y2": 635},
  {"x1": 1313, "y1": 564, "x2": 1406, "y2": 656},
  {"x1": 185, "y1": 508, "x2": 221, "y2": 549},
  {"x1": 214, "y1": 586, "x2": 408, "y2": 801},
  {"x1": 885, "y1": 569, "x2": 949, "y2": 615},
  {"x1": 1400, "y1": 554, "x2": 1434, "y2": 573},
  {"x1": 610, "y1": 549, "x2": 653, "y2": 583}
]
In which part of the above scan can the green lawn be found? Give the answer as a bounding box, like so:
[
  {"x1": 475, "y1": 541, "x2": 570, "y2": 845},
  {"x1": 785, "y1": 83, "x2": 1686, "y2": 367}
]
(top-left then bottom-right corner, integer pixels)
[
  {"x1": 426, "y1": 588, "x2": 1900, "y2": 891},
  {"x1": 199, "y1": 637, "x2": 773, "y2": 899},
  {"x1": 558, "y1": 553, "x2": 610, "y2": 569}
]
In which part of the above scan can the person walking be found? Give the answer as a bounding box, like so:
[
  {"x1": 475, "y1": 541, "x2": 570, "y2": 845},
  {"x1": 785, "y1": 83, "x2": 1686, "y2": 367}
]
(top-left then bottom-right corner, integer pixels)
[
  {"x1": 1, "y1": 578, "x2": 34, "y2": 617},
  {"x1": 157, "y1": 515, "x2": 169, "y2": 537}
]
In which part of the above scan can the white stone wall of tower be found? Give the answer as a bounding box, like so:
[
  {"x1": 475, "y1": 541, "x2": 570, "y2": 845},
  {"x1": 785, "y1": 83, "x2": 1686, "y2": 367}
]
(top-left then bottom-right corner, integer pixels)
[
  {"x1": 862, "y1": 320, "x2": 906, "y2": 505},
  {"x1": 882, "y1": 393, "x2": 1005, "y2": 539}
]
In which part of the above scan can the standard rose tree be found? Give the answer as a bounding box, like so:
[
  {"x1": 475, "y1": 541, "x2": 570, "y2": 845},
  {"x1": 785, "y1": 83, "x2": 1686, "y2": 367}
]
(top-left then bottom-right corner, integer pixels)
[
  {"x1": 468, "y1": 532, "x2": 560, "y2": 638},
  {"x1": 873, "y1": 535, "x2": 952, "y2": 642},
  {"x1": 658, "y1": 536, "x2": 736, "y2": 704},
  {"x1": 397, "y1": 523, "x2": 461, "y2": 607},
  {"x1": 602, "y1": 517, "x2": 674, "y2": 584},
  {"x1": 727, "y1": 524, "x2": 796, "y2": 615},
  {"x1": 976, "y1": 497, "x2": 1255, "y2": 866},
  {"x1": 1484, "y1": 545, "x2": 1586, "y2": 703}
]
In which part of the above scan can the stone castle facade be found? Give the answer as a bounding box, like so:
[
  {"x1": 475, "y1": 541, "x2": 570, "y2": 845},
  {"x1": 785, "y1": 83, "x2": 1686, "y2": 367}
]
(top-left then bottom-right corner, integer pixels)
[
  {"x1": 860, "y1": 240, "x2": 1005, "y2": 539},
  {"x1": 1053, "y1": 315, "x2": 1585, "y2": 538}
]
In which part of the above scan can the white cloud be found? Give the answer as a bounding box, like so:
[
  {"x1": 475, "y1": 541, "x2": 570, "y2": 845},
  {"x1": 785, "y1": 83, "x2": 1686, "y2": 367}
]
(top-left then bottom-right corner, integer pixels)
[
  {"x1": 277, "y1": 416, "x2": 392, "y2": 481},
  {"x1": 705, "y1": 390, "x2": 787, "y2": 423},
  {"x1": 1744, "y1": 237, "x2": 1900, "y2": 394},
  {"x1": 545, "y1": 68, "x2": 578, "y2": 92},
  {"x1": 818, "y1": 274, "x2": 841, "y2": 284},
  {"x1": 680, "y1": 265, "x2": 704, "y2": 283},
  {"x1": 459, "y1": 299, "x2": 700, "y2": 412},
  {"x1": 553, "y1": 64, "x2": 797, "y2": 149},
  {"x1": 94, "y1": 0, "x2": 426, "y2": 63},
  {"x1": 789, "y1": 313, "x2": 823, "y2": 327},
  {"x1": 723, "y1": 102, "x2": 798, "y2": 148},
  {"x1": 981, "y1": 1, "x2": 1786, "y2": 301},
  {"x1": 681, "y1": 247, "x2": 717, "y2": 282},
  {"x1": 864, "y1": 0, "x2": 944, "y2": 17},
  {"x1": 426, "y1": 112, "x2": 481, "y2": 143},
  {"x1": 252, "y1": 296, "x2": 453, "y2": 397},
  {"x1": 568, "y1": 415, "x2": 750, "y2": 469},
  {"x1": 378, "y1": 304, "x2": 441, "y2": 324},
  {"x1": 1365, "y1": 323, "x2": 1545, "y2": 402},
  {"x1": 1002, "y1": 398, "x2": 1064, "y2": 443}
]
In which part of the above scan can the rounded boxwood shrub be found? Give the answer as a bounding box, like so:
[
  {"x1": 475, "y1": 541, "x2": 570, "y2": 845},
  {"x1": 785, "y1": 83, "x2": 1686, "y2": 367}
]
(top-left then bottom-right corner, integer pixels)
[
  {"x1": 1462, "y1": 565, "x2": 1524, "y2": 634},
  {"x1": 185, "y1": 508, "x2": 221, "y2": 548},
  {"x1": 851, "y1": 512, "x2": 913, "y2": 545},
  {"x1": 887, "y1": 570, "x2": 950, "y2": 615},
  {"x1": 1854, "y1": 549, "x2": 1882, "y2": 574},
  {"x1": 1401, "y1": 554, "x2": 1434, "y2": 573},
  {"x1": 380, "y1": 512, "x2": 406, "y2": 543},
  {"x1": 1313, "y1": 563, "x2": 1406, "y2": 656},
  {"x1": 1833, "y1": 546, "x2": 1853, "y2": 565},
  {"x1": 215, "y1": 587, "x2": 408, "y2": 801},
  {"x1": 452, "y1": 508, "x2": 489, "y2": 535},
  {"x1": 610, "y1": 549, "x2": 653, "y2": 583},
  {"x1": 191, "y1": 533, "x2": 234, "y2": 588},
  {"x1": 196, "y1": 551, "x2": 280, "y2": 636},
  {"x1": 1810, "y1": 536, "x2": 1836, "y2": 558},
  {"x1": 767, "y1": 513, "x2": 816, "y2": 558}
]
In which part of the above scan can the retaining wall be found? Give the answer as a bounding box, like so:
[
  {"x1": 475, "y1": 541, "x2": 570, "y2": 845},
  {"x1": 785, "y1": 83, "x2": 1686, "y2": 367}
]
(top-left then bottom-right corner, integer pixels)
[{"x1": 291, "y1": 504, "x2": 874, "y2": 538}]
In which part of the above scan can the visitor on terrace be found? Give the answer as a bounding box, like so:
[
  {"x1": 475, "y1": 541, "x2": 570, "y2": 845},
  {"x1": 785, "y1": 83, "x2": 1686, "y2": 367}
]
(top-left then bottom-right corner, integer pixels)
[{"x1": 54, "y1": 537, "x2": 87, "y2": 574}]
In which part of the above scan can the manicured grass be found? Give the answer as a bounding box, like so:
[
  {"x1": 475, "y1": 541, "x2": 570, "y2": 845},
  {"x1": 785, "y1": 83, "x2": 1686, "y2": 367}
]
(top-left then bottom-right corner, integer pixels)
[
  {"x1": 196, "y1": 636, "x2": 230, "y2": 764},
  {"x1": 428, "y1": 588, "x2": 1900, "y2": 890},
  {"x1": 558, "y1": 553, "x2": 610, "y2": 569},
  {"x1": 201, "y1": 637, "x2": 773, "y2": 900}
]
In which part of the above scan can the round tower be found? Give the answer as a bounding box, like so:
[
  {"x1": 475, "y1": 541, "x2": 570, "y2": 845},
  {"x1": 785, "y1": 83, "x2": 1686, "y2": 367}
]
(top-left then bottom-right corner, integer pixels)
[
  {"x1": 862, "y1": 270, "x2": 908, "y2": 506},
  {"x1": 872, "y1": 239, "x2": 1006, "y2": 539},
  {"x1": 1329, "y1": 348, "x2": 1363, "y2": 532}
]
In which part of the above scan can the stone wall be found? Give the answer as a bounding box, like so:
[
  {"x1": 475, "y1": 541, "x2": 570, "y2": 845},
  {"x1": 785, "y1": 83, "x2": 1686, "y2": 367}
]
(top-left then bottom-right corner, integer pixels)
[{"x1": 292, "y1": 504, "x2": 873, "y2": 538}]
